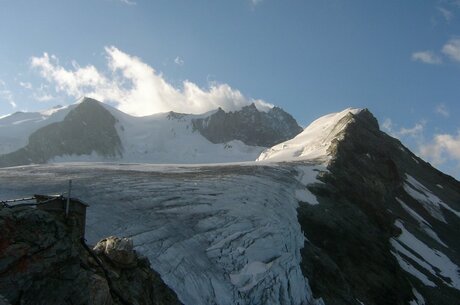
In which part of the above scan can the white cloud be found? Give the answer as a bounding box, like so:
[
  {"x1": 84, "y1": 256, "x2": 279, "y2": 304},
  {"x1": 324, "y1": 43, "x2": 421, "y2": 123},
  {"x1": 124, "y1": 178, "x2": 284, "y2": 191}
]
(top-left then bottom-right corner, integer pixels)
[
  {"x1": 174, "y1": 56, "x2": 184, "y2": 66},
  {"x1": 419, "y1": 131, "x2": 460, "y2": 166},
  {"x1": 442, "y1": 38, "x2": 460, "y2": 62},
  {"x1": 19, "y1": 81, "x2": 33, "y2": 90},
  {"x1": 382, "y1": 118, "x2": 425, "y2": 139},
  {"x1": 34, "y1": 93, "x2": 54, "y2": 102},
  {"x1": 398, "y1": 123, "x2": 425, "y2": 137},
  {"x1": 30, "y1": 46, "x2": 273, "y2": 116},
  {"x1": 250, "y1": 0, "x2": 263, "y2": 6},
  {"x1": 119, "y1": 0, "x2": 136, "y2": 5},
  {"x1": 382, "y1": 118, "x2": 394, "y2": 133},
  {"x1": 437, "y1": 7, "x2": 454, "y2": 22},
  {"x1": 0, "y1": 80, "x2": 17, "y2": 109},
  {"x1": 411, "y1": 51, "x2": 442, "y2": 64},
  {"x1": 436, "y1": 103, "x2": 450, "y2": 117}
]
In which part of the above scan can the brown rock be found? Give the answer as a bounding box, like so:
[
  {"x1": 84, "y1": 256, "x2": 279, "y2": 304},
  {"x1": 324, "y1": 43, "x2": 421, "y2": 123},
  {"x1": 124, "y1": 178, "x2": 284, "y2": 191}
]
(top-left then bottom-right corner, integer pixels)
[
  {"x1": 89, "y1": 274, "x2": 113, "y2": 305},
  {"x1": 93, "y1": 236, "x2": 136, "y2": 268}
]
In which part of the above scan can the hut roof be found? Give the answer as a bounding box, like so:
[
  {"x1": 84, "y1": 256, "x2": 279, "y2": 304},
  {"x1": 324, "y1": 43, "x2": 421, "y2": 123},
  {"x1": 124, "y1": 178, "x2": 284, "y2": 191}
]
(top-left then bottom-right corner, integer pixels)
[{"x1": 34, "y1": 194, "x2": 90, "y2": 207}]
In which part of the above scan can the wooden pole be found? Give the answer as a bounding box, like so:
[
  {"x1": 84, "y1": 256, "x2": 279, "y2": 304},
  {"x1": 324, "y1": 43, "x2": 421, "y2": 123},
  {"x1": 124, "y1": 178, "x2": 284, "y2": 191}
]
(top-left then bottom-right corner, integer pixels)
[{"x1": 66, "y1": 180, "x2": 72, "y2": 217}]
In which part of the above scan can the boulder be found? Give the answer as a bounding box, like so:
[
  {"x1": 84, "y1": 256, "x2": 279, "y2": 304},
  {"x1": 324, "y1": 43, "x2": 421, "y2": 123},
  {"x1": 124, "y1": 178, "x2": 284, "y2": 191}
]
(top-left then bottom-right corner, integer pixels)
[{"x1": 94, "y1": 236, "x2": 136, "y2": 268}]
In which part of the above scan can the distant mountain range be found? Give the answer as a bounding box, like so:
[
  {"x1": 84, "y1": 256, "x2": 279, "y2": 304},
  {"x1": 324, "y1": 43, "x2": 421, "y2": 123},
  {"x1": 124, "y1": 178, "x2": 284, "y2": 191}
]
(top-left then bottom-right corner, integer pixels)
[{"x1": 0, "y1": 97, "x2": 302, "y2": 167}]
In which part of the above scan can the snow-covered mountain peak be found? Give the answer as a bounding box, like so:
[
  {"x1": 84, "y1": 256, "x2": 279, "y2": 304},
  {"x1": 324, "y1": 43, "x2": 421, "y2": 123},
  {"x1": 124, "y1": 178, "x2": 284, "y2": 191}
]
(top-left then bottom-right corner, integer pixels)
[{"x1": 256, "y1": 108, "x2": 364, "y2": 162}]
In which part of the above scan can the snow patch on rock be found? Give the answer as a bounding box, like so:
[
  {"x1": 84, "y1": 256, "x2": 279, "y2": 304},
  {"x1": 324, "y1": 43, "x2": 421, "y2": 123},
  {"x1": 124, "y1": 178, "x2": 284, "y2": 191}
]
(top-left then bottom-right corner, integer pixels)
[
  {"x1": 391, "y1": 220, "x2": 460, "y2": 290},
  {"x1": 294, "y1": 165, "x2": 324, "y2": 205},
  {"x1": 396, "y1": 197, "x2": 448, "y2": 247},
  {"x1": 404, "y1": 174, "x2": 460, "y2": 222},
  {"x1": 409, "y1": 288, "x2": 426, "y2": 305}
]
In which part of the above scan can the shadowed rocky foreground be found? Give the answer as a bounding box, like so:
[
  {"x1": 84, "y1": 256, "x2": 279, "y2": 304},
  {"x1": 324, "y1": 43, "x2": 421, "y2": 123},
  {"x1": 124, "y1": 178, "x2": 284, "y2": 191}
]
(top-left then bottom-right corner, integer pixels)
[{"x1": 0, "y1": 204, "x2": 182, "y2": 305}]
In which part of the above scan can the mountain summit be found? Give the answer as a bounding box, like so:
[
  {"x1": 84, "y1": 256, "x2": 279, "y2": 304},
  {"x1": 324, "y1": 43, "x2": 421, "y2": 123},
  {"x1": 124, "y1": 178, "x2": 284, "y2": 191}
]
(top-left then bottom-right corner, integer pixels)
[
  {"x1": 0, "y1": 99, "x2": 122, "y2": 167},
  {"x1": 292, "y1": 108, "x2": 460, "y2": 305},
  {"x1": 256, "y1": 108, "x2": 364, "y2": 162}
]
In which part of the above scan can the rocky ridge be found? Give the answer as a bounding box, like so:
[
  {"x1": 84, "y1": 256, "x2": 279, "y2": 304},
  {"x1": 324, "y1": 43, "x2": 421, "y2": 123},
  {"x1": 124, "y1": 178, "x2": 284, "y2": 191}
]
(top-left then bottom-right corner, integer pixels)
[
  {"x1": 296, "y1": 109, "x2": 460, "y2": 305},
  {"x1": 192, "y1": 103, "x2": 303, "y2": 147}
]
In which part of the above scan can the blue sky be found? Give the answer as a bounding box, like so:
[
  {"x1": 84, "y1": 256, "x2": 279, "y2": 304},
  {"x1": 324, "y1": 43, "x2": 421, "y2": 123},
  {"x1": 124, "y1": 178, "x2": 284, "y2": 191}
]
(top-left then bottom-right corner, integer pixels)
[{"x1": 0, "y1": 0, "x2": 459, "y2": 177}]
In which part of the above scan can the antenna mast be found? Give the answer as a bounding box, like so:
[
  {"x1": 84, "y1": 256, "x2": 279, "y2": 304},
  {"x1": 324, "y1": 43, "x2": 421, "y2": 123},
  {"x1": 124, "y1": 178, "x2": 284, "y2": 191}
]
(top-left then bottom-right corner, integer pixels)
[{"x1": 65, "y1": 180, "x2": 72, "y2": 217}]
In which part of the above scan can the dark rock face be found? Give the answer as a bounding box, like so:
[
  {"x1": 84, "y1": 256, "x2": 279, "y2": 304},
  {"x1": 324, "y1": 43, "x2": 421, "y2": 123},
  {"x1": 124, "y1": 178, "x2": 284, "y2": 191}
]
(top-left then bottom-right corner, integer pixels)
[
  {"x1": 0, "y1": 205, "x2": 181, "y2": 305},
  {"x1": 297, "y1": 109, "x2": 460, "y2": 305},
  {"x1": 192, "y1": 103, "x2": 303, "y2": 147},
  {"x1": 0, "y1": 98, "x2": 122, "y2": 167}
]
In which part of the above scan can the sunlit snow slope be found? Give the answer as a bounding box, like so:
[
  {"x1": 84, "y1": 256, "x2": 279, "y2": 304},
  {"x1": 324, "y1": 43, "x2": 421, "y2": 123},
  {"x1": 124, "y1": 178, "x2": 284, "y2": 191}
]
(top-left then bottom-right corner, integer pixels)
[
  {"x1": 257, "y1": 108, "x2": 361, "y2": 162},
  {"x1": 98, "y1": 104, "x2": 265, "y2": 164}
]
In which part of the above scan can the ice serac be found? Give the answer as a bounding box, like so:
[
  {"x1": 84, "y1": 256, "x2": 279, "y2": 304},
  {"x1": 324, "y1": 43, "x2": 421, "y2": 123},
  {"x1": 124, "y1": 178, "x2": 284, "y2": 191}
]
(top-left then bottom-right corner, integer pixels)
[{"x1": 287, "y1": 108, "x2": 460, "y2": 305}]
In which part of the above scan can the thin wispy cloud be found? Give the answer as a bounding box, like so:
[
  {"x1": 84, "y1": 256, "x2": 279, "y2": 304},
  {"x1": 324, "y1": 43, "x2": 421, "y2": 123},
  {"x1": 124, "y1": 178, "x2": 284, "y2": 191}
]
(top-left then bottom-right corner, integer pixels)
[
  {"x1": 411, "y1": 51, "x2": 442, "y2": 64},
  {"x1": 384, "y1": 114, "x2": 460, "y2": 175},
  {"x1": 33, "y1": 92, "x2": 54, "y2": 102},
  {"x1": 442, "y1": 38, "x2": 460, "y2": 62},
  {"x1": 119, "y1": 0, "x2": 136, "y2": 5},
  {"x1": 437, "y1": 7, "x2": 454, "y2": 22},
  {"x1": 398, "y1": 123, "x2": 425, "y2": 137},
  {"x1": 250, "y1": 0, "x2": 263, "y2": 7},
  {"x1": 381, "y1": 118, "x2": 394, "y2": 133},
  {"x1": 382, "y1": 118, "x2": 425, "y2": 139},
  {"x1": 436, "y1": 103, "x2": 450, "y2": 117},
  {"x1": 174, "y1": 56, "x2": 184, "y2": 66},
  {"x1": 19, "y1": 81, "x2": 32, "y2": 90},
  {"x1": 0, "y1": 80, "x2": 17, "y2": 109},
  {"x1": 30, "y1": 46, "x2": 273, "y2": 116}
]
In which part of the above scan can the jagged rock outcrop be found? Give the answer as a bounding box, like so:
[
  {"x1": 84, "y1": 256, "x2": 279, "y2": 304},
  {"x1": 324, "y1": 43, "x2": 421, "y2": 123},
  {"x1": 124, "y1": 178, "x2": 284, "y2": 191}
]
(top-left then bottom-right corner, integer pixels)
[
  {"x1": 0, "y1": 205, "x2": 181, "y2": 305},
  {"x1": 0, "y1": 98, "x2": 122, "y2": 167},
  {"x1": 192, "y1": 103, "x2": 303, "y2": 147}
]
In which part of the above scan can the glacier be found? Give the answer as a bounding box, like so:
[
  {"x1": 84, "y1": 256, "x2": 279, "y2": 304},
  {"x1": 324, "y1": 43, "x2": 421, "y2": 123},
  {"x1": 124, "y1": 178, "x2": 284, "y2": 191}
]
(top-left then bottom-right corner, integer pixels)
[{"x1": 0, "y1": 162, "x2": 324, "y2": 305}]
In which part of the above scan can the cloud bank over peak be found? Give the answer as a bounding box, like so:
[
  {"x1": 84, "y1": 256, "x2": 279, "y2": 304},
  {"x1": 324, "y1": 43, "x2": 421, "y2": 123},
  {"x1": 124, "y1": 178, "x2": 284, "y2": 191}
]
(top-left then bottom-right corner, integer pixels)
[{"x1": 30, "y1": 46, "x2": 273, "y2": 116}]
